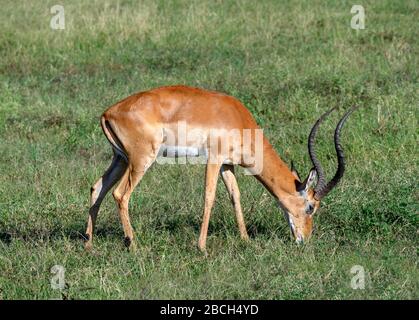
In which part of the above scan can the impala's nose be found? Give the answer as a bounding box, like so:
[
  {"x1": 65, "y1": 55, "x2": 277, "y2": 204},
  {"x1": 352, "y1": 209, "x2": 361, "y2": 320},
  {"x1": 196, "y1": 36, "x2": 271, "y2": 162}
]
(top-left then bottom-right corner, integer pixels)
[{"x1": 295, "y1": 234, "x2": 304, "y2": 244}]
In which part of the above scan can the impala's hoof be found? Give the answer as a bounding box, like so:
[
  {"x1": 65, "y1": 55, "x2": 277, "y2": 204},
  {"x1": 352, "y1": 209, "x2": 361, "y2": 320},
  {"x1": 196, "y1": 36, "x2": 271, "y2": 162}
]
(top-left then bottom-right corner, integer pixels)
[
  {"x1": 124, "y1": 237, "x2": 137, "y2": 252},
  {"x1": 84, "y1": 241, "x2": 93, "y2": 252},
  {"x1": 200, "y1": 248, "x2": 208, "y2": 257},
  {"x1": 241, "y1": 234, "x2": 250, "y2": 242},
  {"x1": 197, "y1": 244, "x2": 208, "y2": 257}
]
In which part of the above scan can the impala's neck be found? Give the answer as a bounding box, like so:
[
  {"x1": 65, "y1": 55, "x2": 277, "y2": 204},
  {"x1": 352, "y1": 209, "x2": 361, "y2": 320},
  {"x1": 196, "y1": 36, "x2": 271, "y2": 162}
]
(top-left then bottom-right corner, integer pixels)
[{"x1": 255, "y1": 138, "x2": 299, "y2": 200}]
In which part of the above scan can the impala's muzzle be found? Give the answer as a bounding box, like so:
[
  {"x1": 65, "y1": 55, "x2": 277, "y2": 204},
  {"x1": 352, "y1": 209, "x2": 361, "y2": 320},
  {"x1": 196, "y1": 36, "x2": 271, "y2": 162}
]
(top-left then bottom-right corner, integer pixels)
[{"x1": 284, "y1": 212, "x2": 305, "y2": 244}]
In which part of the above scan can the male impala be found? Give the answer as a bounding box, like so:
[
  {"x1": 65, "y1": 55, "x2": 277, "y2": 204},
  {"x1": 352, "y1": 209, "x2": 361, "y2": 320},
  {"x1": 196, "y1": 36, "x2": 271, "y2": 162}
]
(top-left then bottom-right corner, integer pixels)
[{"x1": 84, "y1": 85, "x2": 356, "y2": 252}]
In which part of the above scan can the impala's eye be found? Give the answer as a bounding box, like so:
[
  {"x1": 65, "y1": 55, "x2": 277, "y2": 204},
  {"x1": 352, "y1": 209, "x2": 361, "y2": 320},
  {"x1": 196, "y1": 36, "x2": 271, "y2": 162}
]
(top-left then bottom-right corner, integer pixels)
[{"x1": 306, "y1": 204, "x2": 314, "y2": 215}]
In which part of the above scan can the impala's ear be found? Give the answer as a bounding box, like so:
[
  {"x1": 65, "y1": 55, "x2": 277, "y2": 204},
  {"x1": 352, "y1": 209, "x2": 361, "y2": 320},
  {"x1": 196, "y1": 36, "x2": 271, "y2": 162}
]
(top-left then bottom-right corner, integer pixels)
[
  {"x1": 291, "y1": 161, "x2": 301, "y2": 181},
  {"x1": 304, "y1": 168, "x2": 317, "y2": 191},
  {"x1": 296, "y1": 168, "x2": 317, "y2": 193}
]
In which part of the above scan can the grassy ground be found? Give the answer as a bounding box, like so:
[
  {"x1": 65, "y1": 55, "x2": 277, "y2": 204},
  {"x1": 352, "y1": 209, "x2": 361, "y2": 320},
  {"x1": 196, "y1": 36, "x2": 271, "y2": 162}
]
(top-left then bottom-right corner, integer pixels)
[{"x1": 0, "y1": 0, "x2": 417, "y2": 299}]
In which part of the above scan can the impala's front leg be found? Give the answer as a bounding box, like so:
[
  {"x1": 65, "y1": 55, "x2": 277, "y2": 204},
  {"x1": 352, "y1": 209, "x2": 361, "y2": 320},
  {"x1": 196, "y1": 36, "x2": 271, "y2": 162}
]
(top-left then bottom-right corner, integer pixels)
[{"x1": 198, "y1": 162, "x2": 222, "y2": 254}]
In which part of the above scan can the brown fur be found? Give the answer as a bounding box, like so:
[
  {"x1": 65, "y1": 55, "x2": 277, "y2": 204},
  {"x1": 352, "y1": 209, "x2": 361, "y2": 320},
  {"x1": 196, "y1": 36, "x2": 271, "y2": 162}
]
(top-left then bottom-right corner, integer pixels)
[{"x1": 85, "y1": 85, "x2": 320, "y2": 251}]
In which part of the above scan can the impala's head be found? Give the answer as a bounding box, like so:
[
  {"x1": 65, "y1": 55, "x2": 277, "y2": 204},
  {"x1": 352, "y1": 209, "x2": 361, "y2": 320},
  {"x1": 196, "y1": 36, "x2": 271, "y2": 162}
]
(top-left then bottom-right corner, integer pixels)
[{"x1": 282, "y1": 107, "x2": 357, "y2": 243}]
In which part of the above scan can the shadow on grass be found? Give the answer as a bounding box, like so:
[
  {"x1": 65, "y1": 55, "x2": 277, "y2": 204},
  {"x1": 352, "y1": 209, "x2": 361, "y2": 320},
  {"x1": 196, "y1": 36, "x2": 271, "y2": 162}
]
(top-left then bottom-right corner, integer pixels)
[
  {"x1": 0, "y1": 224, "x2": 124, "y2": 245},
  {"x1": 150, "y1": 213, "x2": 287, "y2": 240},
  {"x1": 0, "y1": 232, "x2": 12, "y2": 245},
  {"x1": 0, "y1": 210, "x2": 289, "y2": 246}
]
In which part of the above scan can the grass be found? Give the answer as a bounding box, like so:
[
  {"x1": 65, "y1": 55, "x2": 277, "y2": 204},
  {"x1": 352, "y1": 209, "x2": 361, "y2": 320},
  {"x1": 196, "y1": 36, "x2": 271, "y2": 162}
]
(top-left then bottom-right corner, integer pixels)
[{"x1": 0, "y1": 0, "x2": 418, "y2": 299}]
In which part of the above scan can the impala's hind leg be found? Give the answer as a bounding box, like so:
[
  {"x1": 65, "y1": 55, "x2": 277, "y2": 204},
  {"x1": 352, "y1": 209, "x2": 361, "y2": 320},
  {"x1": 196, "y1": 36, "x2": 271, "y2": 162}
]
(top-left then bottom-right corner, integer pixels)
[
  {"x1": 112, "y1": 147, "x2": 158, "y2": 251},
  {"x1": 85, "y1": 153, "x2": 127, "y2": 250},
  {"x1": 220, "y1": 164, "x2": 249, "y2": 241}
]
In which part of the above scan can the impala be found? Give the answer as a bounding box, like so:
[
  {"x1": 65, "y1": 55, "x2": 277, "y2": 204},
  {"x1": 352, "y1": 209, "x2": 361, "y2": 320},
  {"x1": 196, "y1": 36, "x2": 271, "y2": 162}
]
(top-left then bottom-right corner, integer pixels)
[{"x1": 84, "y1": 85, "x2": 356, "y2": 251}]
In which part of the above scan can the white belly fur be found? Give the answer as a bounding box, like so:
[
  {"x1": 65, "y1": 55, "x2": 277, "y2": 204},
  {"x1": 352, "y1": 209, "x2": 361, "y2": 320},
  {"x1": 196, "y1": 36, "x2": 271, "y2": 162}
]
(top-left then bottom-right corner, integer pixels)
[{"x1": 157, "y1": 145, "x2": 208, "y2": 158}]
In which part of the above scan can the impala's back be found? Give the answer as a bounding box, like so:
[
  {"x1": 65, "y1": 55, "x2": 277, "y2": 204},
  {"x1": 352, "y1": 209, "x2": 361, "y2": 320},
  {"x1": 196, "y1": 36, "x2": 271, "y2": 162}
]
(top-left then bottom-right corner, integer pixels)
[{"x1": 102, "y1": 85, "x2": 262, "y2": 167}]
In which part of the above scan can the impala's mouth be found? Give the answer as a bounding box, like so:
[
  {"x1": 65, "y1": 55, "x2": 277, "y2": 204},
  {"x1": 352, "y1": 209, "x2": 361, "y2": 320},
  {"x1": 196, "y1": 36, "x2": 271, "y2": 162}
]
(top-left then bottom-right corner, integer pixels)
[{"x1": 284, "y1": 212, "x2": 304, "y2": 244}]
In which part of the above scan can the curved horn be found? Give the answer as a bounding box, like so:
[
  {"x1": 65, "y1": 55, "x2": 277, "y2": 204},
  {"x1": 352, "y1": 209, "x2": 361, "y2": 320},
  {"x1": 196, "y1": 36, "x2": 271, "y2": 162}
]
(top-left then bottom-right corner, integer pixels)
[
  {"x1": 308, "y1": 107, "x2": 337, "y2": 196},
  {"x1": 314, "y1": 106, "x2": 358, "y2": 200}
]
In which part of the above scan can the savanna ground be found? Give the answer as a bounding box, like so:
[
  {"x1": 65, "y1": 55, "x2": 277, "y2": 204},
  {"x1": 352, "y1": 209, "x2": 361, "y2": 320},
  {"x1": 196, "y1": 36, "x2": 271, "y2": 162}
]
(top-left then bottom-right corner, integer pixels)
[{"x1": 0, "y1": 0, "x2": 417, "y2": 300}]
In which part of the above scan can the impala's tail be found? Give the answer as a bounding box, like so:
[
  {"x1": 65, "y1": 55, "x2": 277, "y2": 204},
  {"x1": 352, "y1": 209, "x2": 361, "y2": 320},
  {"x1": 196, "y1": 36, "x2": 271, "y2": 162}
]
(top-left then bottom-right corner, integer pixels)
[{"x1": 100, "y1": 115, "x2": 128, "y2": 162}]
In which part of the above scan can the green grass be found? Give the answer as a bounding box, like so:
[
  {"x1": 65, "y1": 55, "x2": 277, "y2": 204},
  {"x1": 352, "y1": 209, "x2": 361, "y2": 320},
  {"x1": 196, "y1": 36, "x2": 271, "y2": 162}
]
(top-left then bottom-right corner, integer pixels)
[{"x1": 0, "y1": 0, "x2": 418, "y2": 299}]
